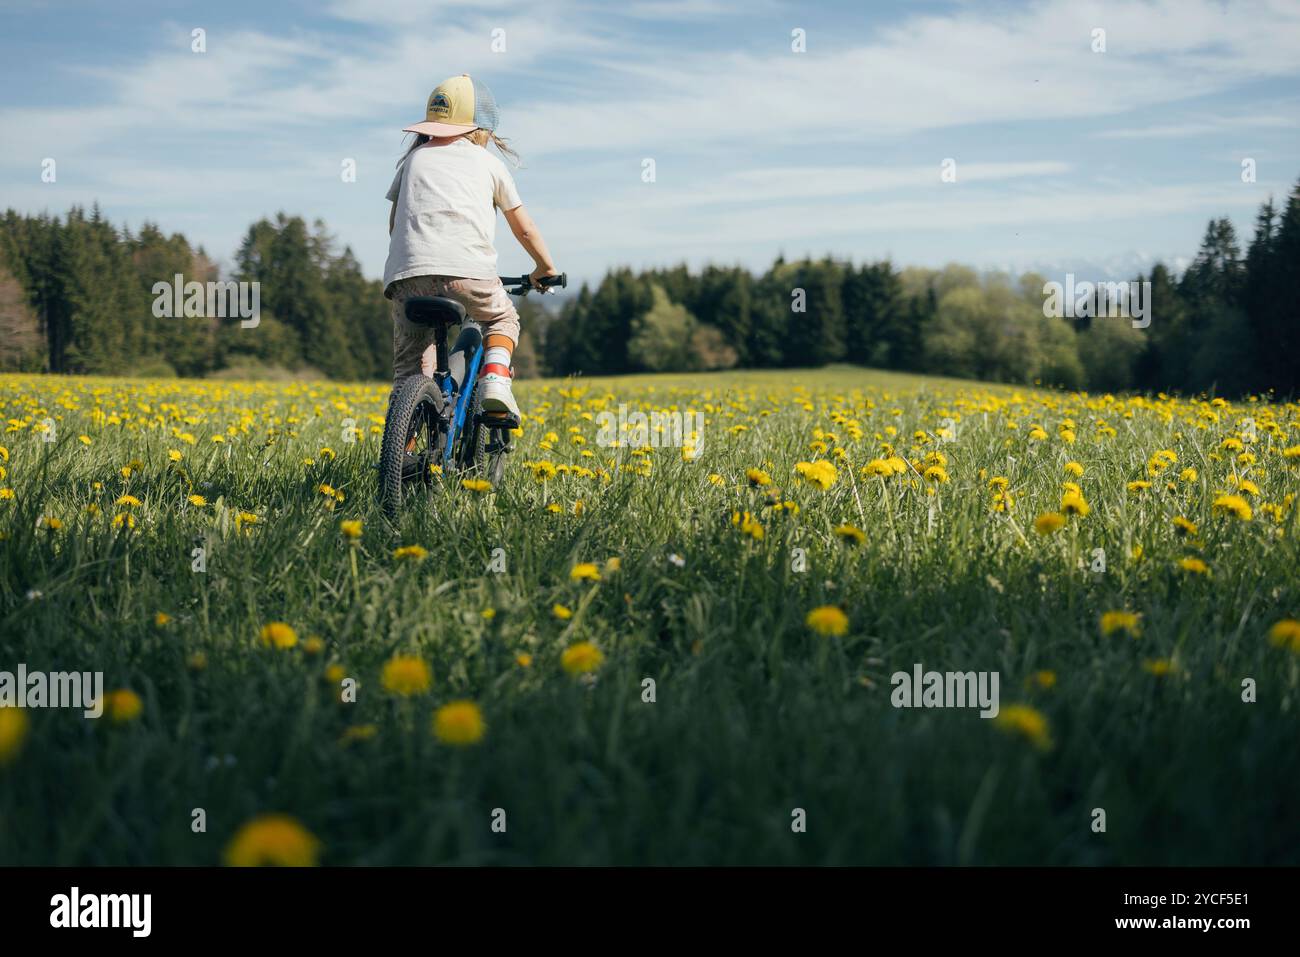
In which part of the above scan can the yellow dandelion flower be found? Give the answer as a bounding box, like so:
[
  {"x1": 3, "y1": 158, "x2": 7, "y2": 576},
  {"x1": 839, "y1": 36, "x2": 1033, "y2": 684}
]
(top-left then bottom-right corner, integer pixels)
[
  {"x1": 794, "y1": 460, "x2": 838, "y2": 490},
  {"x1": 102, "y1": 689, "x2": 143, "y2": 724},
  {"x1": 392, "y1": 544, "x2": 428, "y2": 561},
  {"x1": 224, "y1": 814, "x2": 322, "y2": 867},
  {"x1": 339, "y1": 519, "x2": 362, "y2": 540},
  {"x1": 746, "y1": 468, "x2": 771, "y2": 487},
  {"x1": 1178, "y1": 557, "x2": 1210, "y2": 576},
  {"x1": 432, "y1": 700, "x2": 487, "y2": 746},
  {"x1": 317, "y1": 483, "x2": 337, "y2": 500},
  {"x1": 259, "y1": 622, "x2": 298, "y2": 650},
  {"x1": 570, "y1": 563, "x2": 601, "y2": 582},
  {"x1": 994, "y1": 704, "x2": 1053, "y2": 751},
  {"x1": 0, "y1": 707, "x2": 30, "y2": 766},
  {"x1": 1033, "y1": 512, "x2": 1066, "y2": 535},
  {"x1": 1060, "y1": 490, "x2": 1089, "y2": 517},
  {"x1": 380, "y1": 655, "x2": 432, "y2": 696},
  {"x1": 805, "y1": 605, "x2": 848, "y2": 637},
  {"x1": 731, "y1": 510, "x2": 764, "y2": 540},
  {"x1": 552, "y1": 603, "x2": 573, "y2": 620},
  {"x1": 833, "y1": 524, "x2": 866, "y2": 545},
  {"x1": 1211, "y1": 494, "x2": 1252, "y2": 521},
  {"x1": 1267, "y1": 619, "x2": 1300, "y2": 653},
  {"x1": 1100, "y1": 610, "x2": 1141, "y2": 638},
  {"x1": 561, "y1": 641, "x2": 605, "y2": 674}
]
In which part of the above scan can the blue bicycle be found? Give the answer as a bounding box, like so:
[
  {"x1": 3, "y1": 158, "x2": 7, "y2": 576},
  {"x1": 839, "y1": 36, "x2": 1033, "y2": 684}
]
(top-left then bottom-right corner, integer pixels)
[{"x1": 378, "y1": 273, "x2": 565, "y2": 516}]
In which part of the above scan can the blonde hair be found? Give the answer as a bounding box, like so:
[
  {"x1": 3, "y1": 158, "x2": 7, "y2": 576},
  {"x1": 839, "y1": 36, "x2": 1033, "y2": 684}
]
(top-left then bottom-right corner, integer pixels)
[
  {"x1": 398, "y1": 129, "x2": 521, "y2": 167},
  {"x1": 466, "y1": 128, "x2": 520, "y2": 166}
]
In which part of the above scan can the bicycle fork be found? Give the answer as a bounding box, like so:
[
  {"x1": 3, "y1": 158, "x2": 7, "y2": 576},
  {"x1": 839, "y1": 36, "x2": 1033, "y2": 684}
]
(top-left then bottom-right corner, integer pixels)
[{"x1": 441, "y1": 322, "x2": 484, "y2": 468}]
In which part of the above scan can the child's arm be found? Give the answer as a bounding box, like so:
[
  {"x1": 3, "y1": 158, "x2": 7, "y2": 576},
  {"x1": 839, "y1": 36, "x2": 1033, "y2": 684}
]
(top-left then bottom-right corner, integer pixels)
[{"x1": 503, "y1": 205, "x2": 558, "y2": 288}]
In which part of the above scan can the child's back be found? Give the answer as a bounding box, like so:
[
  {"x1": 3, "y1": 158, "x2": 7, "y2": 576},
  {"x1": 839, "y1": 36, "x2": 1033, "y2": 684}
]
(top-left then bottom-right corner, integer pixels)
[{"x1": 384, "y1": 136, "x2": 521, "y2": 294}]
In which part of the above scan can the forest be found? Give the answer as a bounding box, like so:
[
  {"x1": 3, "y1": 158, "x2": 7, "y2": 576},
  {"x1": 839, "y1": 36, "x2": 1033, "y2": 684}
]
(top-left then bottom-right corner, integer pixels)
[{"x1": 2, "y1": 176, "x2": 1297, "y2": 397}]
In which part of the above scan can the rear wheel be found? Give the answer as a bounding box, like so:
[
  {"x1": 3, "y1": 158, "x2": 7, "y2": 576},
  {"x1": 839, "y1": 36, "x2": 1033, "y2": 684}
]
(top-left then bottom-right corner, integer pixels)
[{"x1": 378, "y1": 375, "x2": 445, "y2": 518}]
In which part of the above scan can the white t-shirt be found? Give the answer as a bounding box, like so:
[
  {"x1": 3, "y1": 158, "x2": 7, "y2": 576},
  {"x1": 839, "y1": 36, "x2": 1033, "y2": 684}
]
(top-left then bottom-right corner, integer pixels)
[{"x1": 383, "y1": 137, "x2": 522, "y2": 295}]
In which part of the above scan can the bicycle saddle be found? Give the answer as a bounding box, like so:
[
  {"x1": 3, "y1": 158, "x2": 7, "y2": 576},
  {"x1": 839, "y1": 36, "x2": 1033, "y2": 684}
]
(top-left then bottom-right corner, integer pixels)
[{"x1": 404, "y1": 296, "x2": 466, "y2": 327}]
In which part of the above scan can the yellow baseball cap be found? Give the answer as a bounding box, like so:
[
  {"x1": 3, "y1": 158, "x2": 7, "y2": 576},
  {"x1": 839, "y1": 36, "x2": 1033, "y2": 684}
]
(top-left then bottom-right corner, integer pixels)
[{"x1": 403, "y1": 74, "x2": 500, "y2": 137}]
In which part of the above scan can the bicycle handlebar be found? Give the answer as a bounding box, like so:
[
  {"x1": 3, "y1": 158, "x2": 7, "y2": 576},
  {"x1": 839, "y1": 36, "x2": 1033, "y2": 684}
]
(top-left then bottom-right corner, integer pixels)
[{"x1": 501, "y1": 273, "x2": 567, "y2": 295}]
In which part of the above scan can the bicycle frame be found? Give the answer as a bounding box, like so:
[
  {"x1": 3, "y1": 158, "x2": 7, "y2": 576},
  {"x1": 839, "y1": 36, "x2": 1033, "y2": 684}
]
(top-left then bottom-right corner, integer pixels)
[{"x1": 428, "y1": 320, "x2": 485, "y2": 469}]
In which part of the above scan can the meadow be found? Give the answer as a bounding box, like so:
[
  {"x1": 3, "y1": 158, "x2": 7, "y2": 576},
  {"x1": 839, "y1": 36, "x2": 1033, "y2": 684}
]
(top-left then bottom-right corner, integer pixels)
[{"x1": 0, "y1": 365, "x2": 1297, "y2": 865}]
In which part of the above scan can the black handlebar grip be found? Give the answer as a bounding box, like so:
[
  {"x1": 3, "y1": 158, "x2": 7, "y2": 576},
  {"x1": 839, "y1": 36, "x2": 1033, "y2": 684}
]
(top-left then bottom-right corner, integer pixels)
[{"x1": 500, "y1": 273, "x2": 567, "y2": 290}]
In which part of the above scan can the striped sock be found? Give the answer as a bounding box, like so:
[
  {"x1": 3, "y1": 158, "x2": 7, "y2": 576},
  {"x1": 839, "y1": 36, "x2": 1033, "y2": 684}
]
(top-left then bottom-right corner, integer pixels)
[{"x1": 482, "y1": 346, "x2": 511, "y2": 373}]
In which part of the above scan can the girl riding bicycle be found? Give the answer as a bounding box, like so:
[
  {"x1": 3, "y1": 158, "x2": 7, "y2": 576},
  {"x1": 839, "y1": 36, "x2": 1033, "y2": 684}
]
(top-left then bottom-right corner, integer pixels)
[{"x1": 384, "y1": 74, "x2": 558, "y2": 419}]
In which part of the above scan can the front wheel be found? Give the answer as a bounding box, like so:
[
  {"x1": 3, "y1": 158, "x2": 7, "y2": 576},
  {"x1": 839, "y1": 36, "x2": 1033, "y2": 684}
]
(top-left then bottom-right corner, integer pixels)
[
  {"x1": 378, "y1": 375, "x2": 445, "y2": 518},
  {"x1": 456, "y1": 382, "x2": 511, "y2": 487}
]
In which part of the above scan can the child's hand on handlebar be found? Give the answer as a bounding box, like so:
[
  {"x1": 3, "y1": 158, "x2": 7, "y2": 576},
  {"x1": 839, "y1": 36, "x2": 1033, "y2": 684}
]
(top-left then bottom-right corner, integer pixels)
[{"x1": 530, "y1": 265, "x2": 561, "y2": 291}]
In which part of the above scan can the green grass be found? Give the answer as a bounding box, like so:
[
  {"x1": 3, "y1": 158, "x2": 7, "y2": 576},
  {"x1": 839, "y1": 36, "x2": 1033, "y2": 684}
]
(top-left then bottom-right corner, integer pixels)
[{"x1": 0, "y1": 366, "x2": 1297, "y2": 864}]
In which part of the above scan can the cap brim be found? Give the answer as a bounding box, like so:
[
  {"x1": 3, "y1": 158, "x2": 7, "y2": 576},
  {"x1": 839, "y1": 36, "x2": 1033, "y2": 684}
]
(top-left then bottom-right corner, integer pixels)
[{"x1": 403, "y1": 120, "x2": 477, "y2": 136}]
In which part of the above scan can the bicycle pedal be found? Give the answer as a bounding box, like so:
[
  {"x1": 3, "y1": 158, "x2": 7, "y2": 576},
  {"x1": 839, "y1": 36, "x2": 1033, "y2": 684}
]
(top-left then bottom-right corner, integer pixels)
[{"x1": 480, "y1": 413, "x2": 520, "y2": 430}]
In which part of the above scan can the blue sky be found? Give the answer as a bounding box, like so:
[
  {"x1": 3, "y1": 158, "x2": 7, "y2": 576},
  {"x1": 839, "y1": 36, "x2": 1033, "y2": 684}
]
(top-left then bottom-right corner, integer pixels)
[{"x1": 2, "y1": 0, "x2": 1299, "y2": 285}]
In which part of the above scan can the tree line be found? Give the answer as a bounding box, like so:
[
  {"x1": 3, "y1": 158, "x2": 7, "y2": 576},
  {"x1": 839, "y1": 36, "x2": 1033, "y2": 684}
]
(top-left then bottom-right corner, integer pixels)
[
  {"x1": 2, "y1": 177, "x2": 1297, "y2": 396},
  {"x1": 542, "y1": 176, "x2": 1299, "y2": 397}
]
